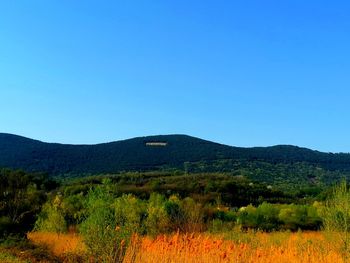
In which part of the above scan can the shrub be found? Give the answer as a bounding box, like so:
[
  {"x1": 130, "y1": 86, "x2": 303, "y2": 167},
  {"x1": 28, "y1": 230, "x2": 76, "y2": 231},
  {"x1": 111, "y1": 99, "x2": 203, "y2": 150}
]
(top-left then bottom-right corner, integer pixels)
[
  {"x1": 322, "y1": 180, "x2": 350, "y2": 259},
  {"x1": 0, "y1": 216, "x2": 13, "y2": 239},
  {"x1": 34, "y1": 197, "x2": 67, "y2": 233},
  {"x1": 180, "y1": 197, "x2": 205, "y2": 232},
  {"x1": 144, "y1": 193, "x2": 169, "y2": 236},
  {"x1": 80, "y1": 181, "x2": 146, "y2": 262},
  {"x1": 79, "y1": 183, "x2": 122, "y2": 262}
]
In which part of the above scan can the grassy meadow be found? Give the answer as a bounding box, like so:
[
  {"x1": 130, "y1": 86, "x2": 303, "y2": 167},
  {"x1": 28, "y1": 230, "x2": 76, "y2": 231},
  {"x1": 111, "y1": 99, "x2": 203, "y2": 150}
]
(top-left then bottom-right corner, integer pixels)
[
  {"x1": 25, "y1": 231, "x2": 346, "y2": 263},
  {"x1": 1, "y1": 169, "x2": 350, "y2": 262}
]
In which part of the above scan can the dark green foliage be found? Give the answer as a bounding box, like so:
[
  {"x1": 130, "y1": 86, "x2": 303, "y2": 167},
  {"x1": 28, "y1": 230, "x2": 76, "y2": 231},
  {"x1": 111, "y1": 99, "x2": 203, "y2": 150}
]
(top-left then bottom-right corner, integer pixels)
[
  {"x1": 213, "y1": 210, "x2": 237, "y2": 222},
  {"x1": 164, "y1": 199, "x2": 181, "y2": 224},
  {"x1": 1, "y1": 133, "x2": 350, "y2": 188},
  {"x1": 0, "y1": 168, "x2": 58, "y2": 239},
  {"x1": 0, "y1": 165, "x2": 340, "y2": 243},
  {"x1": 45, "y1": 177, "x2": 324, "y2": 236},
  {"x1": 59, "y1": 172, "x2": 301, "y2": 209}
]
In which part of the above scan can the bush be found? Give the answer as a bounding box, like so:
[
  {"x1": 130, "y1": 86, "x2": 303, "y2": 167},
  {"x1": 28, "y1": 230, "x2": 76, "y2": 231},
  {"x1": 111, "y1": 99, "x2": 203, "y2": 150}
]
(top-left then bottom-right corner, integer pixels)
[
  {"x1": 237, "y1": 203, "x2": 321, "y2": 231},
  {"x1": 144, "y1": 193, "x2": 169, "y2": 236},
  {"x1": 80, "y1": 181, "x2": 146, "y2": 262},
  {"x1": 79, "y1": 183, "x2": 123, "y2": 262},
  {"x1": 322, "y1": 180, "x2": 350, "y2": 259},
  {"x1": 0, "y1": 216, "x2": 13, "y2": 239},
  {"x1": 209, "y1": 219, "x2": 235, "y2": 233},
  {"x1": 34, "y1": 196, "x2": 67, "y2": 233},
  {"x1": 113, "y1": 194, "x2": 146, "y2": 235},
  {"x1": 180, "y1": 197, "x2": 205, "y2": 232}
]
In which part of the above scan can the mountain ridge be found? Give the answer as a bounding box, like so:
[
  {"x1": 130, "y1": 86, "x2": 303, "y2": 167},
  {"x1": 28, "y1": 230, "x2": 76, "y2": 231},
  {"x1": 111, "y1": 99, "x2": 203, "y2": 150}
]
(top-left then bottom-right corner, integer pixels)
[
  {"x1": 0, "y1": 132, "x2": 334, "y2": 152},
  {"x1": 0, "y1": 132, "x2": 350, "y2": 176}
]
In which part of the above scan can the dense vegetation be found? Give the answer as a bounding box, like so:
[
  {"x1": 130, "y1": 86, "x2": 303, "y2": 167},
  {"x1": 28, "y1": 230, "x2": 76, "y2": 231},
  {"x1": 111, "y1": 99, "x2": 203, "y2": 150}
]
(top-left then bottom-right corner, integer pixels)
[
  {"x1": 1, "y1": 133, "x2": 350, "y2": 189},
  {"x1": 0, "y1": 169, "x2": 58, "y2": 239},
  {"x1": 34, "y1": 180, "x2": 323, "y2": 261},
  {"x1": 2, "y1": 168, "x2": 350, "y2": 262},
  {"x1": 0, "y1": 168, "x2": 326, "y2": 241},
  {"x1": 0, "y1": 132, "x2": 349, "y2": 261}
]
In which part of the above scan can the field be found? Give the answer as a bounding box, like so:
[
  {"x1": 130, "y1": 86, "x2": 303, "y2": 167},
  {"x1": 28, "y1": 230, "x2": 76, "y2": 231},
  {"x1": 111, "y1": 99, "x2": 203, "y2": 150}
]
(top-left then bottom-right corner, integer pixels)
[
  {"x1": 26, "y1": 232, "x2": 85, "y2": 257},
  {"x1": 3, "y1": 169, "x2": 349, "y2": 263},
  {"x1": 27, "y1": 231, "x2": 345, "y2": 263}
]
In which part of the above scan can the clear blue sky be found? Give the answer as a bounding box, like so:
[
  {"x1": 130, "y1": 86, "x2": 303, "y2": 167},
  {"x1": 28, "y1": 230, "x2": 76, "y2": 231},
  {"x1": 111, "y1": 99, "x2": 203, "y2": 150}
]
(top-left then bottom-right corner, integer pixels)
[{"x1": 1, "y1": 1, "x2": 349, "y2": 152}]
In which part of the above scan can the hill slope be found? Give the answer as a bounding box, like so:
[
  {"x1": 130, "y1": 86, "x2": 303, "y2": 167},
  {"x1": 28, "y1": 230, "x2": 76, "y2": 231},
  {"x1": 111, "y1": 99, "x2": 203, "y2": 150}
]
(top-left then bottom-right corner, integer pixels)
[{"x1": 0, "y1": 133, "x2": 350, "y2": 176}]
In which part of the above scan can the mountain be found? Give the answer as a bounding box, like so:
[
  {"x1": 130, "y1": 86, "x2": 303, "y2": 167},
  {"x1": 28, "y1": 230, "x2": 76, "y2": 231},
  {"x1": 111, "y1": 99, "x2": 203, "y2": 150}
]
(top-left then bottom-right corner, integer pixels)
[{"x1": 0, "y1": 133, "x2": 350, "y2": 177}]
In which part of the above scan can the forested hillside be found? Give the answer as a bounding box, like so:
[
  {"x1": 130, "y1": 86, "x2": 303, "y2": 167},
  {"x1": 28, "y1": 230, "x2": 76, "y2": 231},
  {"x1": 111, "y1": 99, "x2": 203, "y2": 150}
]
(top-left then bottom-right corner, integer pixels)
[{"x1": 0, "y1": 133, "x2": 350, "y2": 184}]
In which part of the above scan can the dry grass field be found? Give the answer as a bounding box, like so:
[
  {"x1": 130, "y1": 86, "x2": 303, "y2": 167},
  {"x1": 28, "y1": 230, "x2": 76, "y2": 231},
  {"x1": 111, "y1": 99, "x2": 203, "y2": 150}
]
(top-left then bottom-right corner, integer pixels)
[
  {"x1": 27, "y1": 232, "x2": 86, "y2": 258},
  {"x1": 124, "y1": 231, "x2": 344, "y2": 263},
  {"x1": 27, "y1": 231, "x2": 346, "y2": 263}
]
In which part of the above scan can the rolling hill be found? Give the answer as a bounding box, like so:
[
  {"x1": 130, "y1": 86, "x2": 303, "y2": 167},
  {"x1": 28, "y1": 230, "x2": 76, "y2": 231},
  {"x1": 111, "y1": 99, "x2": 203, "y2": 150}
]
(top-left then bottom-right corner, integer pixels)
[{"x1": 1, "y1": 133, "x2": 350, "y2": 178}]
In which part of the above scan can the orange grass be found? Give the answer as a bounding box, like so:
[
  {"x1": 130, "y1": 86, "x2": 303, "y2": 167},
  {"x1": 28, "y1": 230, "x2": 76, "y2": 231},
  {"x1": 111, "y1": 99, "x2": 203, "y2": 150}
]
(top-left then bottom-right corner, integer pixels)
[
  {"x1": 27, "y1": 231, "x2": 345, "y2": 263},
  {"x1": 124, "y1": 232, "x2": 344, "y2": 263},
  {"x1": 27, "y1": 232, "x2": 86, "y2": 257}
]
